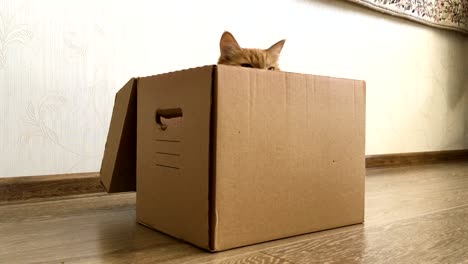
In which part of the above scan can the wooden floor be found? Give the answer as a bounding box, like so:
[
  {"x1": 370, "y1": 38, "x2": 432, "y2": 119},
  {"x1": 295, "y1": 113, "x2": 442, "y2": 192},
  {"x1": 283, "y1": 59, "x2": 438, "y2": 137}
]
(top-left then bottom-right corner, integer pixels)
[{"x1": 1, "y1": 161, "x2": 468, "y2": 264}]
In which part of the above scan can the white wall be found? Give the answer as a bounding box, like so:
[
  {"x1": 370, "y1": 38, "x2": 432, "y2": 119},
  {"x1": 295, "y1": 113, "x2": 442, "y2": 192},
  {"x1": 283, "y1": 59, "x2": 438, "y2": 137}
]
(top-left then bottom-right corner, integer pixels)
[{"x1": 1, "y1": 0, "x2": 467, "y2": 177}]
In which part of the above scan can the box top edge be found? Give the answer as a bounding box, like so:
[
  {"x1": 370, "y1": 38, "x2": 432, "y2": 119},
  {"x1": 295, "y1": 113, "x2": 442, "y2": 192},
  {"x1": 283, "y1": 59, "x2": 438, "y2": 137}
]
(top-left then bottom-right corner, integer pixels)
[{"x1": 126, "y1": 65, "x2": 364, "y2": 84}]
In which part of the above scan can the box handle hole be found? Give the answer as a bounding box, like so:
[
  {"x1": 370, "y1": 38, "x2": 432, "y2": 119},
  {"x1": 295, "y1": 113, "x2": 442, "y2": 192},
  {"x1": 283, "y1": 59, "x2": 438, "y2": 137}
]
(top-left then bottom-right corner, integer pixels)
[{"x1": 155, "y1": 108, "x2": 183, "y2": 131}]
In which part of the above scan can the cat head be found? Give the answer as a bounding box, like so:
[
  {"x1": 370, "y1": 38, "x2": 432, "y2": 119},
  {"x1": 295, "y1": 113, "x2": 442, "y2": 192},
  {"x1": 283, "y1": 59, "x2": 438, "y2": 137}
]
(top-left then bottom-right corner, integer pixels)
[{"x1": 217, "y1": 31, "x2": 285, "y2": 71}]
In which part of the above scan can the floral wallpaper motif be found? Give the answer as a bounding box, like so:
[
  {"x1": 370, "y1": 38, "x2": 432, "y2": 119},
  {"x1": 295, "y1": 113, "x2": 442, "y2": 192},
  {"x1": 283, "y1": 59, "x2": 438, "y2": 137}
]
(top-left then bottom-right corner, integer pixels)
[
  {"x1": 0, "y1": 1, "x2": 118, "y2": 177},
  {"x1": 19, "y1": 93, "x2": 102, "y2": 173},
  {"x1": 20, "y1": 93, "x2": 67, "y2": 146},
  {"x1": 0, "y1": 13, "x2": 32, "y2": 69},
  {"x1": 346, "y1": 0, "x2": 468, "y2": 34}
]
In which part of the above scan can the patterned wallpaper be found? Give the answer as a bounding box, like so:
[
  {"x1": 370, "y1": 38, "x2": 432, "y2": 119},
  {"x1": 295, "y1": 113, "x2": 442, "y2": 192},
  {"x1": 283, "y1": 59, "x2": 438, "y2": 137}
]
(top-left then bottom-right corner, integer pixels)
[
  {"x1": 0, "y1": 1, "x2": 127, "y2": 176},
  {"x1": 0, "y1": 0, "x2": 467, "y2": 177},
  {"x1": 345, "y1": 0, "x2": 468, "y2": 34}
]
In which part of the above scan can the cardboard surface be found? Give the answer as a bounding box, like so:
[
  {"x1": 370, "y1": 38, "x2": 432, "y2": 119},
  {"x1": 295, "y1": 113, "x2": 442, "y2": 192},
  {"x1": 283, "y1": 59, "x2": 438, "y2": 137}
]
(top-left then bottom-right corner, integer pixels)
[
  {"x1": 100, "y1": 78, "x2": 137, "y2": 193},
  {"x1": 136, "y1": 66, "x2": 214, "y2": 249},
  {"x1": 213, "y1": 65, "x2": 365, "y2": 250},
  {"x1": 101, "y1": 65, "x2": 366, "y2": 251}
]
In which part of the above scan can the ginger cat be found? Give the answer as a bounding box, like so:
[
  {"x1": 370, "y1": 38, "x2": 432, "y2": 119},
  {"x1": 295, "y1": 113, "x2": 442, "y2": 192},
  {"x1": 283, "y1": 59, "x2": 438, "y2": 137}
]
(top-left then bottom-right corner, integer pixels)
[{"x1": 217, "y1": 31, "x2": 286, "y2": 71}]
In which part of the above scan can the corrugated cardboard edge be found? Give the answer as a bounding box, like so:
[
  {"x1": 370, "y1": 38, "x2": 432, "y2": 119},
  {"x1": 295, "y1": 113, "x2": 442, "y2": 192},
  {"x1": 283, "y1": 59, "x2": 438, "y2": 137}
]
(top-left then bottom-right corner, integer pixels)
[
  {"x1": 209, "y1": 65, "x2": 218, "y2": 251},
  {"x1": 360, "y1": 79, "x2": 367, "y2": 223},
  {"x1": 99, "y1": 78, "x2": 138, "y2": 193},
  {"x1": 138, "y1": 65, "x2": 217, "y2": 80}
]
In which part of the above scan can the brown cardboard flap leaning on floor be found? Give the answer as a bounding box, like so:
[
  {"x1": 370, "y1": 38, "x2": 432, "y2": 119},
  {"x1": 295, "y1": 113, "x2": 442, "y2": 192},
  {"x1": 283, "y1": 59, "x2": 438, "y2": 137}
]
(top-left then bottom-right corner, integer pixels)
[
  {"x1": 100, "y1": 65, "x2": 366, "y2": 252},
  {"x1": 100, "y1": 78, "x2": 137, "y2": 193}
]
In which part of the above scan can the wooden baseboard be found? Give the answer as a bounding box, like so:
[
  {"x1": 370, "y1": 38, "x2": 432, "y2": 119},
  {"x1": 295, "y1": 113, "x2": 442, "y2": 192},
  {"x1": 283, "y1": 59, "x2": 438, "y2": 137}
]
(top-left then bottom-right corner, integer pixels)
[
  {"x1": 366, "y1": 149, "x2": 468, "y2": 168},
  {"x1": 0, "y1": 172, "x2": 105, "y2": 205},
  {"x1": 1, "y1": 150, "x2": 467, "y2": 204}
]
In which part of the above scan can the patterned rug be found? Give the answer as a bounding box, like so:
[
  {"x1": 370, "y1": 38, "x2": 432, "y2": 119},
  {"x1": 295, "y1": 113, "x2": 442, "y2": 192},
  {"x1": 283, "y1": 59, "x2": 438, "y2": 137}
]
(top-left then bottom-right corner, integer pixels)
[{"x1": 345, "y1": 0, "x2": 468, "y2": 34}]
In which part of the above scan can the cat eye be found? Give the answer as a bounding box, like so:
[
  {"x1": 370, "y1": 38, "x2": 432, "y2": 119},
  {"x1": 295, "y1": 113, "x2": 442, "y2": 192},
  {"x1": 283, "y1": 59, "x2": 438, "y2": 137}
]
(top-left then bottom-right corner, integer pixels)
[
  {"x1": 268, "y1": 67, "x2": 276, "y2": 71},
  {"x1": 241, "y1": 63, "x2": 253, "y2": 68}
]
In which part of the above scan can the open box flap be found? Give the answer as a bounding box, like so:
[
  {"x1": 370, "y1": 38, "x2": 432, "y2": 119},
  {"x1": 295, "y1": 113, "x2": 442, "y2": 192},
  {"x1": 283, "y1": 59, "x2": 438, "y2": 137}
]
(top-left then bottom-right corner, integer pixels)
[{"x1": 100, "y1": 78, "x2": 138, "y2": 193}]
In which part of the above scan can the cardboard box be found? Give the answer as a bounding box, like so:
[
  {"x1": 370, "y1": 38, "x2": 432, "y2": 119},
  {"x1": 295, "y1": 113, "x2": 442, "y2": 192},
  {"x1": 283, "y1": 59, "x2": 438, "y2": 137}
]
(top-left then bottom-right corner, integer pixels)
[{"x1": 100, "y1": 65, "x2": 366, "y2": 252}]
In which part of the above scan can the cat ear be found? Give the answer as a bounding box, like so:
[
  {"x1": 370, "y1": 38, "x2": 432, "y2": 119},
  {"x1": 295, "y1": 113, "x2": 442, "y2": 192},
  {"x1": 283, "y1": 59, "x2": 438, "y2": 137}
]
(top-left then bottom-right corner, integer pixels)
[
  {"x1": 220, "y1": 31, "x2": 241, "y2": 55},
  {"x1": 267, "y1": 39, "x2": 286, "y2": 57}
]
